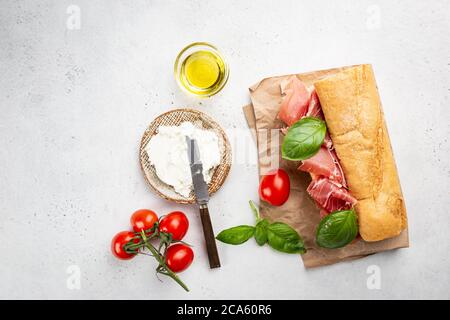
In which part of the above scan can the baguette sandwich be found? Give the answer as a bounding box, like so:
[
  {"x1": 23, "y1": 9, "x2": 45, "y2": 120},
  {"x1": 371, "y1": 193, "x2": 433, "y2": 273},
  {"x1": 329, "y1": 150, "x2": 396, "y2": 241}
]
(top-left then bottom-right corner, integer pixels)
[{"x1": 279, "y1": 64, "x2": 407, "y2": 242}]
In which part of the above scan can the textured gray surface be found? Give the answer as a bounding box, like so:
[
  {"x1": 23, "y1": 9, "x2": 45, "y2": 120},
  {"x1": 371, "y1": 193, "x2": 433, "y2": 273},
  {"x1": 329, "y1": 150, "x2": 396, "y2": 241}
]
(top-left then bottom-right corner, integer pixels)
[{"x1": 0, "y1": 0, "x2": 449, "y2": 299}]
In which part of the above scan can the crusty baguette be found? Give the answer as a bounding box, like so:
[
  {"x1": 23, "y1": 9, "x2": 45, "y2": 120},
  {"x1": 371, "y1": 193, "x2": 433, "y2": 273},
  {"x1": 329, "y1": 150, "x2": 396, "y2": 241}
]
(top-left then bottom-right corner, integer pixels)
[{"x1": 314, "y1": 64, "x2": 407, "y2": 241}]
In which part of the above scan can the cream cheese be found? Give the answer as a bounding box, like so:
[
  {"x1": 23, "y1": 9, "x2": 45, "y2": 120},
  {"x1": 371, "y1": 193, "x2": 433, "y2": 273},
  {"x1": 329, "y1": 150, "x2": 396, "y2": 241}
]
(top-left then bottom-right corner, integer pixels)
[{"x1": 145, "y1": 122, "x2": 221, "y2": 197}]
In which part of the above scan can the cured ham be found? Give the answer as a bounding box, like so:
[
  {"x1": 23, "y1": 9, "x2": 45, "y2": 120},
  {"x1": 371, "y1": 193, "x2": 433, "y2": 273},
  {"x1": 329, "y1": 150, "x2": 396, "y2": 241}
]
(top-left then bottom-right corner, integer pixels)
[
  {"x1": 279, "y1": 77, "x2": 356, "y2": 216},
  {"x1": 306, "y1": 90, "x2": 324, "y2": 120},
  {"x1": 323, "y1": 133, "x2": 333, "y2": 149},
  {"x1": 298, "y1": 146, "x2": 345, "y2": 186},
  {"x1": 307, "y1": 178, "x2": 357, "y2": 213},
  {"x1": 278, "y1": 76, "x2": 310, "y2": 126}
]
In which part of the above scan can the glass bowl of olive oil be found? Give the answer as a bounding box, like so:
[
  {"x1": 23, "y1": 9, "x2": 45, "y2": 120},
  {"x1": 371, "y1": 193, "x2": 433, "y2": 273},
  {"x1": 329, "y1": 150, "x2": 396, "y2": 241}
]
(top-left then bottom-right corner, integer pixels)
[{"x1": 174, "y1": 42, "x2": 229, "y2": 97}]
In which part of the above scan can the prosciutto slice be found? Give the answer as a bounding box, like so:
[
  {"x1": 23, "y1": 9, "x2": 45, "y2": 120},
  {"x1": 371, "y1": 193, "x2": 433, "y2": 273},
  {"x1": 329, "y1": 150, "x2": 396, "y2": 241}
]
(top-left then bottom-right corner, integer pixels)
[
  {"x1": 307, "y1": 178, "x2": 357, "y2": 213},
  {"x1": 323, "y1": 133, "x2": 333, "y2": 149},
  {"x1": 306, "y1": 90, "x2": 324, "y2": 120},
  {"x1": 278, "y1": 76, "x2": 311, "y2": 126},
  {"x1": 298, "y1": 146, "x2": 345, "y2": 186}
]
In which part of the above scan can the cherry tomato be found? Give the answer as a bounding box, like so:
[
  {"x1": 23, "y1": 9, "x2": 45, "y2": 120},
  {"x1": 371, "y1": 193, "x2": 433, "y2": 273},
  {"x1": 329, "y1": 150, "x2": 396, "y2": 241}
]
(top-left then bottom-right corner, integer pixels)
[
  {"x1": 130, "y1": 209, "x2": 158, "y2": 233},
  {"x1": 111, "y1": 231, "x2": 138, "y2": 260},
  {"x1": 259, "y1": 168, "x2": 290, "y2": 206},
  {"x1": 165, "y1": 244, "x2": 194, "y2": 273},
  {"x1": 159, "y1": 211, "x2": 189, "y2": 241}
]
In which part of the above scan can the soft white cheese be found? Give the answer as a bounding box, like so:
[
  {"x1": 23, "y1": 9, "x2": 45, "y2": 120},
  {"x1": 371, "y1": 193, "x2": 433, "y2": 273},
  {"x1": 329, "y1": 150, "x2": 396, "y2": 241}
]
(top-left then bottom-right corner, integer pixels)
[{"x1": 145, "y1": 122, "x2": 221, "y2": 197}]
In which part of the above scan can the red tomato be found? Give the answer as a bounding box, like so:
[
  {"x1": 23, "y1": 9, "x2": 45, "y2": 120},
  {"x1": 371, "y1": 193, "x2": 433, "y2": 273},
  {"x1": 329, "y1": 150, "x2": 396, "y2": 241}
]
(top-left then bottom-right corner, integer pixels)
[
  {"x1": 130, "y1": 209, "x2": 158, "y2": 233},
  {"x1": 259, "y1": 169, "x2": 290, "y2": 206},
  {"x1": 165, "y1": 244, "x2": 194, "y2": 273},
  {"x1": 111, "y1": 231, "x2": 138, "y2": 260},
  {"x1": 159, "y1": 211, "x2": 189, "y2": 241}
]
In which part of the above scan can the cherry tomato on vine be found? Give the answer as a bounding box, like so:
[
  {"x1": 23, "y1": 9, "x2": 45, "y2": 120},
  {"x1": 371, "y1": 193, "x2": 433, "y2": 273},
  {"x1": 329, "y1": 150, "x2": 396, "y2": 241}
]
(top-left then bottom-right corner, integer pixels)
[
  {"x1": 159, "y1": 211, "x2": 189, "y2": 241},
  {"x1": 259, "y1": 168, "x2": 290, "y2": 206},
  {"x1": 111, "y1": 231, "x2": 138, "y2": 260},
  {"x1": 130, "y1": 209, "x2": 158, "y2": 233},
  {"x1": 165, "y1": 244, "x2": 194, "y2": 273}
]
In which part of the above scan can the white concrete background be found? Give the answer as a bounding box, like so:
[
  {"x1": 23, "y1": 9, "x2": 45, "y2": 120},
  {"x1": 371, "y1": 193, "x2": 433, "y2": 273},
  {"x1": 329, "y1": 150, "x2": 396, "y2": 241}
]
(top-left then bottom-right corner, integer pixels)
[{"x1": 0, "y1": 0, "x2": 449, "y2": 299}]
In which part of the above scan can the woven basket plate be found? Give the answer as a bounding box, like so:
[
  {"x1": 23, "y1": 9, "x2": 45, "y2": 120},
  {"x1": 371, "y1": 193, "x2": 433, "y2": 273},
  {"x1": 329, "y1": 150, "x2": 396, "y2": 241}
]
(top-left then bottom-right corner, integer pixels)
[{"x1": 140, "y1": 108, "x2": 232, "y2": 204}]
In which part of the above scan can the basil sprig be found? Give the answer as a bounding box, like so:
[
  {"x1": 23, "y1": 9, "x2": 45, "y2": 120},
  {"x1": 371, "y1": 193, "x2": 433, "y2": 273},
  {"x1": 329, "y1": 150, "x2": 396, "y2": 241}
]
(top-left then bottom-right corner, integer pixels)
[
  {"x1": 282, "y1": 117, "x2": 327, "y2": 161},
  {"x1": 316, "y1": 210, "x2": 358, "y2": 249},
  {"x1": 216, "y1": 201, "x2": 306, "y2": 254}
]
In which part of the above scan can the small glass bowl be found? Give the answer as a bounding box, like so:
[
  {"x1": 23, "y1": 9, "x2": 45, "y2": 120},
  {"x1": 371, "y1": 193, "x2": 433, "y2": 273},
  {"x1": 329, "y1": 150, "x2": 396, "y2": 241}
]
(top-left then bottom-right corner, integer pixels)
[{"x1": 174, "y1": 42, "x2": 229, "y2": 97}]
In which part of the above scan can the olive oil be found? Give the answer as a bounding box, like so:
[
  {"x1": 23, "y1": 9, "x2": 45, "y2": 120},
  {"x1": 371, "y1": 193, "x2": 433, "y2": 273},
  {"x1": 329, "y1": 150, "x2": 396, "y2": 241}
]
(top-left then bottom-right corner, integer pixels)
[
  {"x1": 175, "y1": 43, "x2": 229, "y2": 97},
  {"x1": 184, "y1": 51, "x2": 221, "y2": 88}
]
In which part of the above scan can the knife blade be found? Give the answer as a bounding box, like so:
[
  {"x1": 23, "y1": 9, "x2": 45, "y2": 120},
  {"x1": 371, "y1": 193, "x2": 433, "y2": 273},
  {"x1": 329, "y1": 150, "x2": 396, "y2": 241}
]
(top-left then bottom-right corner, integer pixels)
[{"x1": 186, "y1": 136, "x2": 209, "y2": 205}]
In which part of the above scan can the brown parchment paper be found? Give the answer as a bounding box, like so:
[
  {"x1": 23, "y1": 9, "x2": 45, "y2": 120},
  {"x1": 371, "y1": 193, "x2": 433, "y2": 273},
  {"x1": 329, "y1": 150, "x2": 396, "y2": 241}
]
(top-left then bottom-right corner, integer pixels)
[{"x1": 243, "y1": 66, "x2": 409, "y2": 268}]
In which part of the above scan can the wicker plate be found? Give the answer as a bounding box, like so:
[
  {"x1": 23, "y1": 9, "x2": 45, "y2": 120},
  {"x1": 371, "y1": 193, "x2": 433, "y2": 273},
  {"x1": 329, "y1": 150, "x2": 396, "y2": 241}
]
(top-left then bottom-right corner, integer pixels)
[{"x1": 139, "y1": 108, "x2": 232, "y2": 204}]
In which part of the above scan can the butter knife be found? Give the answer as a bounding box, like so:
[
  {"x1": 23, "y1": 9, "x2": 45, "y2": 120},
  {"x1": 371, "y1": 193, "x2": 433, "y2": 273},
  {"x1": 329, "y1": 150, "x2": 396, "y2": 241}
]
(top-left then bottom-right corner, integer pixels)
[{"x1": 186, "y1": 136, "x2": 221, "y2": 269}]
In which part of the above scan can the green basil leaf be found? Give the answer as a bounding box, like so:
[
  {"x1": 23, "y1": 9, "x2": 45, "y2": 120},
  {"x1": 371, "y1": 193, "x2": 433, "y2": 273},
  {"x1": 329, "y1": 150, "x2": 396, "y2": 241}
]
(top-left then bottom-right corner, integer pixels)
[
  {"x1": 281, "y1": 117, "x2": 327, "y2": 161},
  {"x1": 254, "y1": 219, "x2": 269, "y2": 246},
  {"x1": 266, "y1": 222, "x2": 306, "y2": 254},
  {"x1": 316, "y1": 210, "x2": 358, "y2": 249},
  {"x1": 216, "y1": 225, "x2": 255, "y2": 245}
]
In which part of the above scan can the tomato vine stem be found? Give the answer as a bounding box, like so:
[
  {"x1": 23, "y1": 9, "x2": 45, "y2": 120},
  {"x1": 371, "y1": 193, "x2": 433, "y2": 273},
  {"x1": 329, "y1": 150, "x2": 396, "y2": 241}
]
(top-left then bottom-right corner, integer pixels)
[
  {"x1": 140, "y1": 231, "x2": 189, "y2": 292},
  {"x1": 122, "y1": 225, "x2": 190, "y2": 292}
]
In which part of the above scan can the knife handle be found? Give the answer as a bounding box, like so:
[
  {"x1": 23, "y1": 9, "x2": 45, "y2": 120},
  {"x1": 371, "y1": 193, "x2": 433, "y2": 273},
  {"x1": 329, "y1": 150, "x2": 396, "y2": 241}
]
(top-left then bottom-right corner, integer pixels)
[{"x1": 199, "y1": 204, "x2": 221, "y2": 269}]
